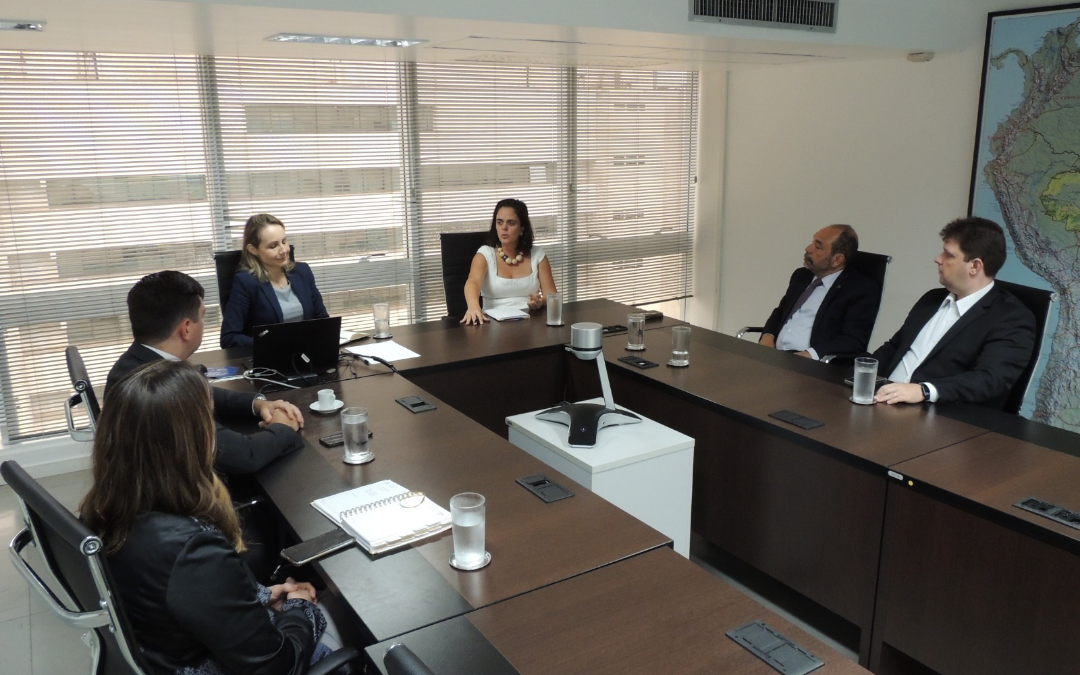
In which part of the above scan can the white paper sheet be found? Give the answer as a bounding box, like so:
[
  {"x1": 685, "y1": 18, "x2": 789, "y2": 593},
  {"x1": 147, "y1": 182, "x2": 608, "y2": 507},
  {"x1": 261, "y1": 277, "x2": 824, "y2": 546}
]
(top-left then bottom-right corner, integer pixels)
[{"x1": 346, "y1": 340, "x2": 421, "y2": 364}]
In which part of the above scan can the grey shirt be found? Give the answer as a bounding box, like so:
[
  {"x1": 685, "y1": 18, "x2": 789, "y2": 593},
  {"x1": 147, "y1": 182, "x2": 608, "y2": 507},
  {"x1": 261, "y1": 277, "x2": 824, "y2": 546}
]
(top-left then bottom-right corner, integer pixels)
[{"x1": 274, "y1": 284, "x2": 304, "y2": 323}]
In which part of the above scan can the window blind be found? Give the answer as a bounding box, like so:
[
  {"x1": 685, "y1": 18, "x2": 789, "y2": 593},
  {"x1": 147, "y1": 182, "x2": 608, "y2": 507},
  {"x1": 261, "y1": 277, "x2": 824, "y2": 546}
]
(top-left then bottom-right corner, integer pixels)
[{"x1": 0, "y1": 50, "x2": 697, "y2": 444}]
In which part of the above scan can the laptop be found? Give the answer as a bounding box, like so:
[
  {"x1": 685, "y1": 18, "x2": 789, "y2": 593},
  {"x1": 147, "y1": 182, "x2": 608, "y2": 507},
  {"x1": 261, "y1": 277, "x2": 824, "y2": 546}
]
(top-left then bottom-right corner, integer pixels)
[{"x1": 252, "y1": 316, "x2": 342, "y2": 381}]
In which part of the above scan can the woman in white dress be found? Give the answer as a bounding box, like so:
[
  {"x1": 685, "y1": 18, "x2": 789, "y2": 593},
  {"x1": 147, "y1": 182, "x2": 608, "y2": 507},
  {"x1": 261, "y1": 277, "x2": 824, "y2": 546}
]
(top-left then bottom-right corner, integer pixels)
[{"x1": 461, "y1": 198, "x2": 558, "y2": 325}]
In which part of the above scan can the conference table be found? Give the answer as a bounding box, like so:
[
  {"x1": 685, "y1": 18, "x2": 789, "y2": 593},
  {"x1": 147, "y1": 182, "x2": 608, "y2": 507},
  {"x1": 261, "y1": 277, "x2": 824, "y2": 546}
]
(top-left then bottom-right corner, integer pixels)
[{"x1": 203, "y1": 299, "x2": 1080, "y2": 674}]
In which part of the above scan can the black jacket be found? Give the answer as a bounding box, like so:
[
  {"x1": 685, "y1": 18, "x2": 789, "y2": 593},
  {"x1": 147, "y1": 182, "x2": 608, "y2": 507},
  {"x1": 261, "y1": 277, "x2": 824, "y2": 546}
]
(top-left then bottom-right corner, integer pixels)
[
  {"x1": 109, "y1": 512, "x2": 319, "y2": 675},
  {"x1": 872, "y1": 285, "x2": 1036, "y2": 409},
  {"x1": 762, "y1": 267, "x2": 881, "y2": 356},
  {"x1": 220, "y1": 262, "x2": 329, "y2": 349},
  {"x1": 104, "y1": 343, "x2": 303, "y2": 474}
]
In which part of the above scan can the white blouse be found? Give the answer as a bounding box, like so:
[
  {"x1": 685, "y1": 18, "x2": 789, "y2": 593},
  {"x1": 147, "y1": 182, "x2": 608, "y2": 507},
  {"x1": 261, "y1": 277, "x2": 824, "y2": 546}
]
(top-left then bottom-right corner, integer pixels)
[{"x1": 478, "y1": 245, "x2": 546, "y2": 310}]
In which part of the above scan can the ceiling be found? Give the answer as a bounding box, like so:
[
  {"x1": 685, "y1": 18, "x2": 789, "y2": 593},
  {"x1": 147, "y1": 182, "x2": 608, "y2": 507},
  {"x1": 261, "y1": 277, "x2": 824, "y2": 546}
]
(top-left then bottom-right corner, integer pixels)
[{"x1": 0, "y1": 0, "x2": 1064, "y2": 70}]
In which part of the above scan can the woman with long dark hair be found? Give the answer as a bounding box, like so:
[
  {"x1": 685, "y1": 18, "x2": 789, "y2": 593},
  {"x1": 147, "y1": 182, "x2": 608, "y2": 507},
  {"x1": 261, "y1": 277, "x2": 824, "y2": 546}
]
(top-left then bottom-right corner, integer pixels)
[{"x1": 80, "y1": 360, "x2": 328, "y2": 675}]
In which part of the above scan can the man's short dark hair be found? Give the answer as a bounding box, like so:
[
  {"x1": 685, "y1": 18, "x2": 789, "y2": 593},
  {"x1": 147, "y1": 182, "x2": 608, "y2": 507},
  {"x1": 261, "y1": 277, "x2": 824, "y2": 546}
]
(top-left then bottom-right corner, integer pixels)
[
  {"x1": 939, "y1": 217, "x2": 1007, "y2": 278},
  {"x1": 830, "y1": 224, "x2": 859, "y2": 264},
  {"x1": 127, "y1": 271, "x2": 205, "y2": 345}
]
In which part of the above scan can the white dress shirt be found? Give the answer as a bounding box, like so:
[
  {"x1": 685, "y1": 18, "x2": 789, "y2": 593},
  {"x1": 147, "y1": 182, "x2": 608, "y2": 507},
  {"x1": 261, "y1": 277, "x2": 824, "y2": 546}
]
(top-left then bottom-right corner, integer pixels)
[
  {"x1": 888, "y1": 281, "x2": 996, "y2": 401},
  {"x1": 776, "y1": 270, "x2": 842, "y2": 360}
]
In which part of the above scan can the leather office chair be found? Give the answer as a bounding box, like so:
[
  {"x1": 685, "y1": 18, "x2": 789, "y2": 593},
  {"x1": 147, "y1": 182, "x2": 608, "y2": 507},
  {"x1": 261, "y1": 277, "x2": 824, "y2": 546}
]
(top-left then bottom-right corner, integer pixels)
[
  {"x1": 995, "y1": 279, "x2": 1056, "y2": 415},
  {"x1": 63, "y1": 346, "x2": 101, "y2": 442},
  {"x1": 384, "y1": 643, "x2": 437, "y2": 675},
  {"x1": 1, "y1": 460, "x2": 361, "y2": 675},
  {"x1": 439, "y1": 232, "x2": 488, "y2": 320},
  {"x1": 737, "y1": 250, "x2": 892, "y2": 361},
  {"x1": 213, "y1": 245, "x2": 296, "y2": 313}
]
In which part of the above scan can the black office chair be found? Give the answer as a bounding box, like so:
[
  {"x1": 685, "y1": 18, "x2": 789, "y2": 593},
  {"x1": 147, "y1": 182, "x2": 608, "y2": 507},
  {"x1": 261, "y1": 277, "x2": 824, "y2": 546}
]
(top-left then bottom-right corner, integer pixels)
[
  {"x1": 64, "y1": 346, "x2": 101, "y2": 442},
  {"x1": 213, "y1": 245, "x2": 296, "y2": 314},
  {"x1": 439, "y1": 232, "x2": 488, "y2": 320},
  {"x1": 1, "y1": 460, "x2": 360, "y2": 675},
  {"x1": 995, "y1": 279, "x2": 1056, "y2": 415},
  {"x1": 384, "y1": 643, "x2": 437, "y2": 675},
  {"x1": 737, "y1": 250, "x2": 892, "y2": 363}
]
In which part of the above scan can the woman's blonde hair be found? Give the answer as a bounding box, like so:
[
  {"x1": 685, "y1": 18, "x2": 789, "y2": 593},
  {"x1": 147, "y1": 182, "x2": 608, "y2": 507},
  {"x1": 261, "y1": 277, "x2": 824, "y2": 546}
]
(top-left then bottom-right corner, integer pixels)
[
  {"x1": 79, "y1": 360, "x2": 243, "y2": 554},
  {"x1": 240, "y1": 213, "x2": 295, "y2": 283}
]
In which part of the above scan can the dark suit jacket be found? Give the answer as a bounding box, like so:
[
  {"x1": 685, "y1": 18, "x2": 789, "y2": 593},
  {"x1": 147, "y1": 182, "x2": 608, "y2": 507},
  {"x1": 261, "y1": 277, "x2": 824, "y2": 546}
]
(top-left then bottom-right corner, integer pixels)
[
  {"x1": 872, "y1": 285, "x2": 1036, "y2": 409},
  {"x1": 220, "y1": 262, "x2": 329, "y2": 348},
  {"x1": 762, "y1": 267, "x2": 880, "y2": 356},
  {"x1": 104, "y1": 343, "x2": 303, "y2": 475}
]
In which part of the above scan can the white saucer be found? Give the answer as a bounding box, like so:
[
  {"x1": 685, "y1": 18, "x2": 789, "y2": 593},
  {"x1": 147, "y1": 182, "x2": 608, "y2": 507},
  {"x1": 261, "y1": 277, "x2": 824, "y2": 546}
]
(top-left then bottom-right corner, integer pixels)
[
  {"x1": 449, "y1": 551, "x2": 491, "y2": 571},
  {"x1": 372, "y1": 333, "x2": 393, "y2": 340},
  {"x1": 849, "y1": 396, "x2": 876, "y2": 406},
  {"x1": 310, "y1": 399, "x2": 344, "y2": 413}
]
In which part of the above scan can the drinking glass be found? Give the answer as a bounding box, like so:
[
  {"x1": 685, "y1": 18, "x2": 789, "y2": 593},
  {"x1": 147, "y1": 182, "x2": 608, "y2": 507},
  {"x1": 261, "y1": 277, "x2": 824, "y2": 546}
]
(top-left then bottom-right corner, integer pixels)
[
  {"x1": 373, "y1": 302, "x2": 391, "y2": 338},
  {"x1": 669, "y1": 326, "x2": 691, "y2": 367},
  {"x1": 546, "y1": 292, "x2": 563, "y2": 326},
  {"x1": 627, "y1": 313, "x2": 646, "y2": 350},
  {"x1": 852, "y1": 357, "x2": 879, "y2": 405},
  {"x1": 341, "y1": 406, "x2": 373, "y2": 464},
  {"x1": 449, "y1": 492, "x2": 488, "y2": 570}
]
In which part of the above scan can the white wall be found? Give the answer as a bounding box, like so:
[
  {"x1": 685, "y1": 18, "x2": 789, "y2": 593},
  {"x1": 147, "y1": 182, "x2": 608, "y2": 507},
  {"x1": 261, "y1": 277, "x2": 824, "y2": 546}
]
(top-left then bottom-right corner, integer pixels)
[{"x1": 712, "y1": 46, "x2": 987, "y2": 348}]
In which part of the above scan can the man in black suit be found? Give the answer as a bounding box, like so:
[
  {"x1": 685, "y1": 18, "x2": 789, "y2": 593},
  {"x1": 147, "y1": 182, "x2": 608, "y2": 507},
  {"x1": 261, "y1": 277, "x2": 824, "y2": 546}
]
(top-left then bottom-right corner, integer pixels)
[
  {"x1": 760, "y1": 224, "x2": 879, "y2": 359},
  {"x1": 873, "y1": 217, "x2": 1036, "y2": 408},
  {"x1": 105, "y1": 270, "x2": 305, "y2": 474}
]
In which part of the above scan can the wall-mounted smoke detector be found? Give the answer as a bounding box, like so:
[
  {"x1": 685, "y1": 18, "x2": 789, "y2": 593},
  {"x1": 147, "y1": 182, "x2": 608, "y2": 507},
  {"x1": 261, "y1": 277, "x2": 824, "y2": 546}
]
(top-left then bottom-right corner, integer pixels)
[
  {"x1": 690, "y1": 0, "x2": 838, "y2": 33},
  {"x1": 266, "y1": 33, "x2": 426, "y2": 48},
  {"x1": 0, "y1": 20, "x2": 45, "y2": 31}
]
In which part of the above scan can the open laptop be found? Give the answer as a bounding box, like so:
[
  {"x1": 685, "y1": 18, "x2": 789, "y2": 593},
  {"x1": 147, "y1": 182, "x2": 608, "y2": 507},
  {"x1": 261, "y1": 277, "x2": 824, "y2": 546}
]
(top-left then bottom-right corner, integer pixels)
[{"x1": 252, "y1": 316, "x2": 342, "y2": 382}]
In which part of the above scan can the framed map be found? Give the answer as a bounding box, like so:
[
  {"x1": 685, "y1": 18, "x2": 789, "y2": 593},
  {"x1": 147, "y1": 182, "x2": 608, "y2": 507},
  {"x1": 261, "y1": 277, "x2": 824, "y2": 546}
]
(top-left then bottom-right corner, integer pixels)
[{"x1": 971, "y1": 3, "x2": 1080, "y2": 428}]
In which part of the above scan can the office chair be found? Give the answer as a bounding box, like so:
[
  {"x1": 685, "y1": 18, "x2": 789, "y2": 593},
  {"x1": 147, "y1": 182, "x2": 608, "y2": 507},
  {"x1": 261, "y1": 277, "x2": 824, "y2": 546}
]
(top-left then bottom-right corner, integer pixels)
[
  {"x1": 63, "y1": 346, "x2": 101, "y2": 442},
  {"x1": 737, "y1": 250, "x2": 892, "y2": 362},
  {"x1": 439, "y1": 232, "x2": 488, "y2": 320},
  {"x1": 1, "y1": 460, "x2": 361, "y2": 675},
  {"x1": 213, "y1": 245, "x2": 296, "y2": 314},
  {"x1": 995, "y1": 279, "x2": 1056, "y2": 415},
  {"x1": 384, "y1": 643, "x2": 437, "y2": 675}
]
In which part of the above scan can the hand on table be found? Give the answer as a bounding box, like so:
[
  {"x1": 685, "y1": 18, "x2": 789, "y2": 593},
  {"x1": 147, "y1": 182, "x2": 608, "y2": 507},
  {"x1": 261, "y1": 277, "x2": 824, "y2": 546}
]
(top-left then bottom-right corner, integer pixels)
[
  {"x1": 874, "y1": 382, "x2": 925, "y2": 405},
  {"x1": 256, "y1": 399, "x2": 304, "y2": 430},
  {"x1": 526, "y1": 292, "x2": 544, "y2": 310},
  {"x1": 268, "y1": 577, "x2": 318, "y2": 610},
  {"x1": 460, "y1": 307, "x2": 488, "y2": 325}
]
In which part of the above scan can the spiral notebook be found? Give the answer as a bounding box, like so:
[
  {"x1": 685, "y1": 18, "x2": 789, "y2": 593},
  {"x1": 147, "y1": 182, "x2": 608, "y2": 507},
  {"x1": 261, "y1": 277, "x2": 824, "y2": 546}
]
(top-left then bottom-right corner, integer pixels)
[{"x1": 311, "y1": 479, "x2": 451, "y2": 555}]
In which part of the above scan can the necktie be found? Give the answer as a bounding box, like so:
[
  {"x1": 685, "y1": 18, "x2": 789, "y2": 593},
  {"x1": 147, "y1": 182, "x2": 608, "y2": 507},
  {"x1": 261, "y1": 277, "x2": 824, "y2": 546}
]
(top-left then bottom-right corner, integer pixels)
[{"x1": 783, "y1": 278, "x2": 823, "y2": 325}]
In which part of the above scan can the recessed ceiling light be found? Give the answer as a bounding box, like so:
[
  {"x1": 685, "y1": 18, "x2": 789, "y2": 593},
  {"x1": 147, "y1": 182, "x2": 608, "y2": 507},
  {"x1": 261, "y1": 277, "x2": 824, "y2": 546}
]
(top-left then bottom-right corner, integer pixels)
[
  {"x1": 267, "y1": 33, "x2": 426, "y2": 48},
  {"x1": 0, "y1": 20, "x2": 45, "y2": 31}
]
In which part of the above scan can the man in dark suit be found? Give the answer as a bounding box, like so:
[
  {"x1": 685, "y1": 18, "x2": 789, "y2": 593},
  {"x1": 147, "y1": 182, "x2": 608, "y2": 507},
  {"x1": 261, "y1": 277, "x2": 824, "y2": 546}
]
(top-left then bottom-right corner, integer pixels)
[
  {"x1": 105, "y1": 271, "x2": 305, "y2": 475},
  {"x1": 760, "y1": 224, "x2": 880, "y2": 359},
  {"x1": 873, "y1": 217, "x2": 1036, "y2": 409}
]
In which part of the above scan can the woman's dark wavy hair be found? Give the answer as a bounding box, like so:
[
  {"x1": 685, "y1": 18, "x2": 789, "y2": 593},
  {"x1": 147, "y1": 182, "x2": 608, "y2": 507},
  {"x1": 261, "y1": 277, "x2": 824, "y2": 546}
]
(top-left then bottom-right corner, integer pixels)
[
  {"x1": 484, "y1": 198, "x2": 534, "y2": 256},
  {"x1": 79, "y1": 360, "x2": 243, "y2": 554}
]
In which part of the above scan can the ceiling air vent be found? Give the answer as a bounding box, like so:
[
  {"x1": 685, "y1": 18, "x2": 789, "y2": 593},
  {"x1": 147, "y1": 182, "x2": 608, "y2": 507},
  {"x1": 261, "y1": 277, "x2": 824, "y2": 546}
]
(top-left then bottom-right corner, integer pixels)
[{"x1": 690, "y1": 0, "x2": 838, "y2": 32}]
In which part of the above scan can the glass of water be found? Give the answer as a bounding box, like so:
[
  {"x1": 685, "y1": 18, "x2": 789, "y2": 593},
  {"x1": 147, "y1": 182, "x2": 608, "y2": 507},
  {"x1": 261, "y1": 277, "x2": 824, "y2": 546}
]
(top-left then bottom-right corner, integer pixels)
[
  {"x1": 373, "y1": 302, "x2": 391, "y2": 339},
  {"x1": 627, "y1": 313, "x2": 646, "y2": 350},
  {"x1": 546, "y1": 292, "x2": 563, "y2": 326},
  {"x1": 668, "y1": 326, "x2": 691, "y2": 367},
  {"x1": 449, "y1": 492, "x2": 488, "y2": 570},
  {"x1": 852, "y1": 357, "x2": 879, "y2": 405},
  {"x1": 341, "y1": 406, "x2": 373, "y2": 464}
]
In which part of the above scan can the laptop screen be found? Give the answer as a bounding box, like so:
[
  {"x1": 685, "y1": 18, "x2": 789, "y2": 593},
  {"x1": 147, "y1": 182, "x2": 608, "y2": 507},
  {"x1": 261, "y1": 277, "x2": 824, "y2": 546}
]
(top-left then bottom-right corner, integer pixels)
[{"x1": 252, "y1": 316, "x2": 343, "y2": 378}]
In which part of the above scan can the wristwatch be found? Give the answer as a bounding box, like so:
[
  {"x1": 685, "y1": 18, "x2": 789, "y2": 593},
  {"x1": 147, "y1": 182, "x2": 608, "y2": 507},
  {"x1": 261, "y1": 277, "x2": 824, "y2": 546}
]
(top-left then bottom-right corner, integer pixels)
[
  {"x1": 919, "y1": 383, "x2": 931, "y2": 402},
  {"x1": 252, "y1": 393, "x2": 267, "y2": 416}
]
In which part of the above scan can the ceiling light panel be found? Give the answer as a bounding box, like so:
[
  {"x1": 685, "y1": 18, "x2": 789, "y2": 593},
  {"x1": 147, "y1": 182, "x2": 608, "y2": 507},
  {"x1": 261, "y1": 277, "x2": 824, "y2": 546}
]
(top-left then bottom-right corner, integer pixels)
[{"x1": 266, "y1": 33, "x2": 426, "y2": 48}]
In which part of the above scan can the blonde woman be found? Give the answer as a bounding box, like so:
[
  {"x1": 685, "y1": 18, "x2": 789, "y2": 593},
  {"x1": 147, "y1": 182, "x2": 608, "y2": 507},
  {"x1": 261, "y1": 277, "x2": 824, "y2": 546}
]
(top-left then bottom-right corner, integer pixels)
[{"x1": 220, "y1": 213, "x2": 328, "y2": 348}]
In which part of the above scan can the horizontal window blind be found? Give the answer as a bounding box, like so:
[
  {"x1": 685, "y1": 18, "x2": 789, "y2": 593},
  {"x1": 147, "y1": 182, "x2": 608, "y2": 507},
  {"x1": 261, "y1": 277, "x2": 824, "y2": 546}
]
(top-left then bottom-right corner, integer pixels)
[
  {"x1": 0, "y1": 51, "x2": 211, "y2": 440},
  {"x1": 0, "y1": 50, "x2": 697, "y2": 444}
]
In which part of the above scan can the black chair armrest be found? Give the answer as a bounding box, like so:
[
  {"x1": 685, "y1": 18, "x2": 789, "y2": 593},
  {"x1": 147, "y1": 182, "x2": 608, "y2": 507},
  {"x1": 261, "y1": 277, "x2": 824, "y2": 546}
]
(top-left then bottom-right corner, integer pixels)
[
  {"x1": 308, "y1": 646, "x2": 362, "y2": 675},
  {"x1": 736, "y1": 326, "x2": 764, "y2": 340}
]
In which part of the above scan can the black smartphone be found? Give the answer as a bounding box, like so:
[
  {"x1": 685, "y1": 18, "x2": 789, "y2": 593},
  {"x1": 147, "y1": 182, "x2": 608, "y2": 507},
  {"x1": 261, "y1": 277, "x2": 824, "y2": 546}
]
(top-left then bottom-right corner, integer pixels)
[{"x1": 280, "y1": 529, "x2": 355, "y2": 566}]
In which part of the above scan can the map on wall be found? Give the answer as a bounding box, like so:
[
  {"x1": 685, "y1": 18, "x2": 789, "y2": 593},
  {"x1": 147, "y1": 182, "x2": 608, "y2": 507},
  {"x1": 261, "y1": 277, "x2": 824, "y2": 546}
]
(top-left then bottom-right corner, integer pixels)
[{"x1": 972, "y1": 3, "x2": 1080, "y2": 429}]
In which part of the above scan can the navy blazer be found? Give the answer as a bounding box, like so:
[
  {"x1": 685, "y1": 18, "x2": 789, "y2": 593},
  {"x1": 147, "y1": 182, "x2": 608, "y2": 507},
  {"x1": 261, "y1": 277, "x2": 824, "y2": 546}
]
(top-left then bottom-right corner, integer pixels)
[
  {"x1": 219, "y1": 262, "x2": 329, "y2": 348},
  {"x1": 762, "y1": 266, "x2": 881, "y2": 356},
  {"x1": 872, "y1": 285, "x2": 1036, "y2": 409}
]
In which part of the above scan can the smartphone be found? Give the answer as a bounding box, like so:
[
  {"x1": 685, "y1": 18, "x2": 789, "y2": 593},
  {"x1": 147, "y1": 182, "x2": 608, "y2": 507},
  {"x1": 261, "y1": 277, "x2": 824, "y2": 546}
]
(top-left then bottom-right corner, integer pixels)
[
  {"x1": 843, "y1": 376, "x2": 888, "y2": 387},
  {"x1": 280, "y1": 529, "x2": 355, "y2": 566}
]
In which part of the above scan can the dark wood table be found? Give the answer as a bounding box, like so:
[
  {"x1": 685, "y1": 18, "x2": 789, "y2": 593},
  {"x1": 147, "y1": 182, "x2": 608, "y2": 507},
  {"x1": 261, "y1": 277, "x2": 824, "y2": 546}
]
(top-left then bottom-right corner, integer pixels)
[
  {"x1": 563, "y1": 326, "x2": 989, "y2": 664},
  {"x1": 364, "y1": 547, "x2": 871, "y2": 675},
  {"x1": 253, "y1": 372, "x2": 670, "y2": 643},
  {"x1": 870, "y1": 432, "x2": 1080, "y2": 674}
]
